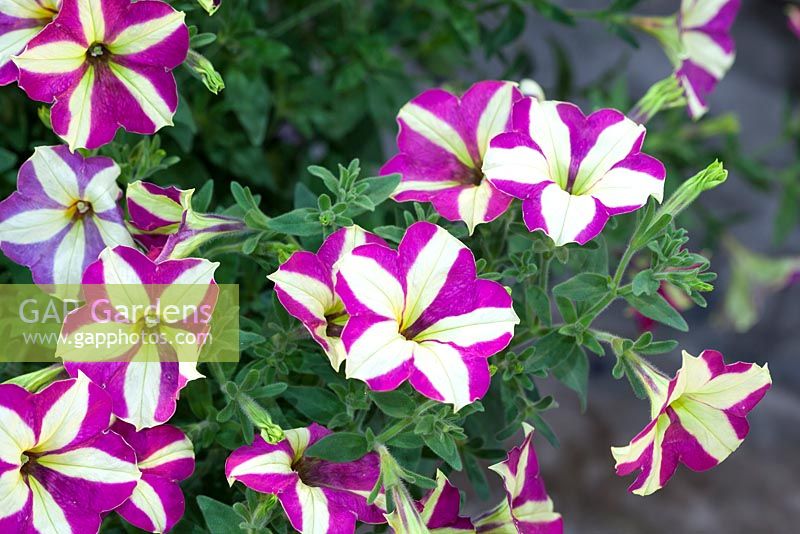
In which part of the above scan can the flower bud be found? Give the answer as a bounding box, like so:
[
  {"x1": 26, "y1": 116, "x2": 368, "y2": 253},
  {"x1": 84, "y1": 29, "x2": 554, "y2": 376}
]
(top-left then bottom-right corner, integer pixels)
[
  {"x1": 629, "y1": 75, "x2": 687, "y2": 124},
  {"x1": 185, "y1": 49, "x2": 225, "y2": 94},
  {"x1": 656, "y1": 160, "x2": 727, "y2": 220},
  {"x1": 236, "y1": 393, "x2": 285, "y2": 443},
  {"x1": 519, "y1": 78, "x2": 545, "y2": 100},
  {"x1": 198, "y1": 0, "x2": 222, "y2": 16}
]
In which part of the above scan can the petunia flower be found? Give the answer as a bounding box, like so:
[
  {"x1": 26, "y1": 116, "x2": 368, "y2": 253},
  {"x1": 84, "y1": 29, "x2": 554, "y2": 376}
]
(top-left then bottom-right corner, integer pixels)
[
  {"x1": 225, "y1": 423, "x2": 386, "y2": 534},
  {"x1": 0, "y1": 372, "x2": 141, "y2": 532},
  {"x1": 13, "y1": 0, "x2": 189, "y2": 150},
  {"x1": 198, "y1": 0, "x2": 222, "y2": 16},
  {"x1": 789, "y1": 5, "x2": 800, "y2": 39},
  {"x1": 112, "y1": 421, "x2": 195, "y2": 533},
  {"x1": 0, "y1": 145, "x2": 133, "y2": 295},
  {"x1": 632, "y1": 1, "x2": 741, "y2": 119},
  {"x1": 611, "y1": 350, "x2": 771, "y2": 496},
  {"x1": 474, "y1": 423, "x2": 563, "y2": 533},
  {"x1": 381, "y1": 80, "x2": 522, "y2": 234},
  {"x1": 482, "y1": 97, "x2": 665, "y2": 247},
  {"x1": 59, "y1": 245, "x2": 219, "y2": 429},
  {"x1": 126, "y1": 180, "x2": 246, "y2": 260},
  {"x1": 0, "y1": 0, "x2": 60, "y2": 85},
  {"x1": 386, "y1": 470, "x2": 474, "y2": 533},
  {"x1": 336, "y1": 221, "x2": 519, "y2": 410},
  {"x1": 268, "y1": 225, "x2": 387, "y2": 371}
]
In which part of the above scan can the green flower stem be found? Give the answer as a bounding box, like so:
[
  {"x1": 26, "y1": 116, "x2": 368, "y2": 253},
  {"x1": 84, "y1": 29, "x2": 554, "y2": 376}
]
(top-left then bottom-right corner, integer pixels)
[
  {"x1": 375, "y1": 400, "x2": 437, "y2": 444},
  {"x1": 3, "y1": 364, "x2": 65, "y2": 391},
  {"x1": 538, "y1": 252, "x2": 552, "y2": 291}
]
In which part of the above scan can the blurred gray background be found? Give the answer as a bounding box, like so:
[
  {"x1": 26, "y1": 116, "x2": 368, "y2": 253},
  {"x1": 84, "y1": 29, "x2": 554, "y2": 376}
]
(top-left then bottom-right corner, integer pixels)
[{"x1": 473, "y1": 1, "x2": 800, "y2": 532}]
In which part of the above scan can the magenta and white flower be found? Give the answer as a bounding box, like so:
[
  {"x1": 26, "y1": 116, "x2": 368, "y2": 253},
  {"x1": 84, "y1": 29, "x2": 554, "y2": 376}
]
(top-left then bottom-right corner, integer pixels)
[
  {"x1": 59, "y1": 245, "x2": 219, "y2": 429},
  {"x1": 0, "y1": 145, "x2": 133, "y2": 293},
  {"x1": 612, "y1": 350, "x2": 771, "y2": 496},
  {"x1": 0, "y1": 373, "x2": 140, "y2": 533},
  {"x1": 335, "y1": 221, "x2": 519, "y2": 410},
  {"x1": 0, "y1": 0, "x2": 59, "y2": 85},
  {"x1": 381, "y1": 81, "x2": 522, "y2": 234},
  {"x1": 483, "y1": 97, "x2": 665, "y2": 246},
  {"x1": 126, "y1": 180, "x2": 246, "y2": 260},
  {"x1": 675, "y1": 0, "x2": 741, "y2": 118},
  {"x1": 789, "y1": 5, "x2": 800, "y2": 39},
  {"x1": 226, "y1": 424, "x2": 386, "y2": 534},
  {"x1": 475, "y1": 424, "x2": 563, "y2": 534},
  {"x1": 416, "y1": 471, "x2": 474, "y2": 533},
  {"x1": 13, "y1": 0, "x2": 189, "y2": 150},
  {"x1": 268, "y1": 225, "x2": 387, "y2": 371},
  {"x1": 112, "y1": 421, "x2": 195, "y2": 533}
]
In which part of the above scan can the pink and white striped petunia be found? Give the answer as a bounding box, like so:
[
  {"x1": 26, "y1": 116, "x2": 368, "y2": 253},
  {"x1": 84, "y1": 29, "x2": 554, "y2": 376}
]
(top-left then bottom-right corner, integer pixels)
[
  {"x1": 475, "y1": 424, "x2": 563, "y2": 534},
  {"x1": 788, "y1": 5, "x2": 800, "y2": 39},
  {"x1": 675, "y1": 0, "x2": 741, "y2": 118},
  {"x1": 381, "y1": 81, "x2": 522, "y2": 234},
  {"x1": 126, "y1": 180, "x2": 246, "y2": 260},
  {"x1": 0, "y1": 0, "x2": 60, "y2": 85},
  {"x1": 268, "y1": 225, "x2": 387, "y2": 371},
  {"x1": 0, "y1": 373, "x2": 140, "y2": 533},
  {"x1": 59, "y1": 245, "x2": 219, "y2": 429},
  {"x1": 483, "y1": 97, "x2": 665, "y2": 246},
  {"x1": 13, "y1": 0, "x2": 189, "y2": 150},
  {"x1": 0, "y1": 145, "x2": 133, "y2": 293},
  {"x1": 336, "y1": 221, "x2": 519, "y2": 410},
  {"x1": 225, "y1": 424, "x2": 386, "y2": 534},
  {"x1": 417, "y1": 471, "x2": 474, "y2": 533},
  {"x1": 112, "y1": 421, "x2": 195, "y2": 533},
  {"x1": 611, "y1": 350, "x2": 771, "y2": 496}
]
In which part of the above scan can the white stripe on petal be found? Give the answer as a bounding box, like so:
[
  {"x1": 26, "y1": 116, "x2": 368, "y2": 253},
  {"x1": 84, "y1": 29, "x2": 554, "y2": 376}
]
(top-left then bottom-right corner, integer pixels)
[
  {"x1": 52, "y1": 219, "x2": 85, "y2": 286},
  {"x1": 109, "y1": 62, "x2": 174, "y2": 129},
  {"x1": 476, "y1": 83, "x2": 516, "y2": 157},
  {"x1": 671, "y1": 400, "x2": 740, "y2": 462},
  {"x1": 129, "y1": 478, "x2": 168, "y2": 532},
  {"x1": 337, "y1": 254, "x2": 404, "y2": 320},
  {"x1": 267, "y1": 270, "x2": 333, "y2": 318},
  {"x1": 0, "y1": 27, "x2": 41, "y2": 64},
  {"x1": 32, "y1": 373, "x2": 92, "y2": 453},
  {"x1": 228, "y1": 450, "x2": 294, "y2": 479},
  {"x1": 345, "y1": 320, "x2": 413, "y2": 381},
  {"x1": 0, "y1": 469, "x2": 29, "y2": 520},
  {"x1": 0, "y1": 0, "x2": 52, "y2": 18},
  {"x1": 683, "y1": 30, "x2": 734, "y2": 79},
  {"x1": 284, "y1": 427, "x2": 311, "y2": 460},
  {"x1": 482, "y1": 145, "x2": 551, "y2": 187},
  {"x1": 572, "y1": 118, "x2": 644, "y2": 195},
  {"x1": 99, "y1": 247, "x2": 150, "y2": 312},
  {"x1": 415, "y1": 306, "x2": 518, "y2": 346},
  {"x1": 402, "y1": 225, "x2": 464, "y2": 327},
  {"x1": 0, "y1": 209, "x2": 69, "y2": 245},
  {"x1": 398, "y1": 102, "x2": 473, "y2": 168},
  {"x1": 63, "y1": 66, "x2": 96, "y2": 152},
  {"x1": 681, "y1": 0, "x2": 730, "y2": 28},
  {"x1": 78, "y1": 0, "x2": 106, "y2": 42},
  {"x1": 539, "y1": 184, "x2": 598, "y2": 247},
  {"x1": 37, "y1": 447, "x2": 139, "y2": 483},
  {"x1": 29, "y1": 475, "x2": 69, "y2": 534},
  {"x1": 527, "y1": 101, "x2": 572, "y2": 189},
  {"x1": 108, "y1": 11, "x2": 186, "y2": 55},
  {"x1": 393, "y1": 179, "x2": 462, "y2": 195},
  {"x1": 92, "y1": 215, "x2": 135, "y2": 248},
  {"x1": 456, "y1": 182, "x2": 490, "y2": 235},
  {"x1": 586, "y1": 167, "x2": 664, "y2": 209},
  {"x1": 296, "y1": 480, "x2": 331, "y2": 534},
  {"x1": 412, "y1": 342, "x2": 472, "y2": 411},
  {"x1": 124, "y1": 361, "x2": 163, "y2": 429},
  {"x1": 31, "y1": 146, "x2": 80, "y2": 206},
  {"x1": 0, "y1": 404, "x2": 35, "y2": 463},
  {"x1": 12, "y1": 40, "x2": 86, "y2": 74},
  {"x1": 137, "y1": 436, "x2": 194, "y2": 471},
  {"x1": 83, "y1": 164, "x2": 122, "y2": 212}
]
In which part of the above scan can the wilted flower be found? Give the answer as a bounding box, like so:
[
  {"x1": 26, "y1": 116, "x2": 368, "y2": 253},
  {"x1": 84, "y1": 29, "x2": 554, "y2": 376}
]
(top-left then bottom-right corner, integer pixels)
[
  {"x1": 112, "y1": 421, "x2": 195, "y2": 533},
  {"x1": 336, "y1": 221, "x2": 519, "y2": 410},
  {"x1": 392, "y1": 470, "x2": 474, "y2": 533},
  {"x1": 13, "y1": 0, "x2": 189, "y2": 150},
  {"x1": 126, "y1": 180, "x2": 246, "y2": 260},
  {"x1": 0, "y1": 145, "x2": 133, "y2": 295},
  {"x1": 269, "y1": 225, "x2": 387, "y2": 370},
  {"x1": 0, "y1": 373, "x2": 140, "y2": 532},
  {"x1": 483, "y1": 97, "x2": 665, "y2": 246},
  {"x1": 382, "y1": 81, "x2": 522, "y2": 234},
  {"x1": 612, "y1": 350, "x2": 771, "y2": 495},
  {"x1": 0, "y1": 0, "x2": 60, "y2": 85},
  {"x1": 226, "y1": 424, "x2": 386, "y2": 534},
  {"x1": 59, "y1": 245, "x2": 219, "y2": 429},
  {"x1": 475, "y1": 423, "x2": 563, "y2": 533}
]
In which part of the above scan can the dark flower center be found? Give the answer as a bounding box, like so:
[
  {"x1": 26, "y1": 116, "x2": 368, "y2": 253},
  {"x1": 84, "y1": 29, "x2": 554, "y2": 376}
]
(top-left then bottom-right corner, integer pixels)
[
  {"x1": 72, "y1": 200, "x2": 93, "y2": 219},
  {"x1": 292, "y1": 456, "x2": 323, "y2": 486},
  {"x1": 324, "y1": 311, "x2": 346, "y2": 338},
  {"x1": 19, "y1": 451, "x2": 41, "y2": 479},
  {"x1": 86, "y1": 43, "x2": 111, "y2": 64}
]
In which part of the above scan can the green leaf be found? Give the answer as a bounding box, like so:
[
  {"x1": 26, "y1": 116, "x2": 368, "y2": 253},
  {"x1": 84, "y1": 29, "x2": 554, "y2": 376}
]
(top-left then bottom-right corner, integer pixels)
[
  {"x1": 529, "y1": 0, "x2": 576, "y2": 25},
  {"x1": 197, "y1": 496, "x2": 242, "y2": 534},
  {"x1": 625, "y1": 292, "x2": 689, "y2": 332},
  {"x1": 305, "y1": 432, "x2": 370, "y2": 462},
  {"x1": 422, "y1": 432, "x2": 462, "y2": 470},
  {"x1": 525, "y1": 285, "x2": 551, "y2": 327},
  {"x1": 552, "y1": 344, "x2": 589, "y2": 409},
  {"x1": 554, "y1": 296, "x2": 577, "y2": 324},
  {"x1": 362, "y1": 173, "x2": 401, "y2": 207},
  {"x1": 225, "y1": 71, "x2": 270, "y2": 146},
  {"x1": 192, "y1": 180, "x2": 214, "y2": 212},
  {"x1": 283, "y1": 386, "x2": 345, "y2": 423},
  {"x1": 553, "y1": 273, "x2": 611, "y2": 301},
  {"x1": 369, "y1": 390, "x2": 415, "y2": 418},
  {"x1": 631, "y1": 269, "x2": 660, "y2": 296},
  {"x1": 266, "y1": 208, "x2": 321, "y2": 236}
]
